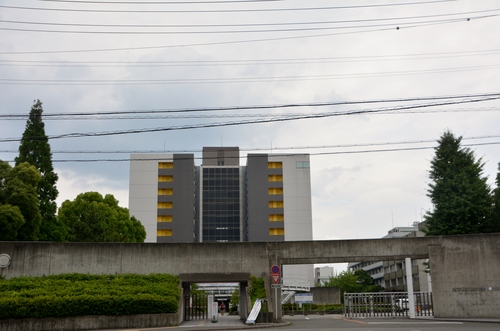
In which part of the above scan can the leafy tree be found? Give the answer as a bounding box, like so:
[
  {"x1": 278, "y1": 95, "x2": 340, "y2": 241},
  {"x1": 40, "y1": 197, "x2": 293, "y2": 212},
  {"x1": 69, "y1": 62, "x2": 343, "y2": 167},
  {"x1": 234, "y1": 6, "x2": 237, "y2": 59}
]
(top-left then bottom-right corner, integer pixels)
[
  {"x1": 0, "y1": 161, "x2": 42, "y2": 240},
  {"x1": 424, "y1": 131, "x2": 494, "y2": 235},
  {"x1": 321, "y1": 270, "x2": 381, "y2": 296},
  {"x1": 58, "y1": 192, "x2": 146, "y2": 242},
  {"x1": 15, "y1": 100, "x2": 65, "y2": 241}
]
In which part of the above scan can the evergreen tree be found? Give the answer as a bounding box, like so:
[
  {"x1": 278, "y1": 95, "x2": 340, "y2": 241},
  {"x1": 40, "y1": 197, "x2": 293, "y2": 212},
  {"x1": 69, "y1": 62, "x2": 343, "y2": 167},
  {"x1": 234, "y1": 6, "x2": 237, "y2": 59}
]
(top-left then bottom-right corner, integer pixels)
[
  {"x1": 15, "y1": 100, "x2": 65, "y2": 241},
  {"x1": 492, "y1": 163, "x2": 500, "y2": 230},
  {"x1": 424, "y1": 131, "x2": 493, "y2": 235}
]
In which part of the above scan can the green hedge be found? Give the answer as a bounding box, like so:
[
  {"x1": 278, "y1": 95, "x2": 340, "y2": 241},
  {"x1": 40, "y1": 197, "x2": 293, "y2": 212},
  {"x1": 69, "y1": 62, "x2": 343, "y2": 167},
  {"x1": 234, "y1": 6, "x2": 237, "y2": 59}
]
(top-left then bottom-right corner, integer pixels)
[{"x1": 0, "y1": 273, "x2": 180, "y2": 319}]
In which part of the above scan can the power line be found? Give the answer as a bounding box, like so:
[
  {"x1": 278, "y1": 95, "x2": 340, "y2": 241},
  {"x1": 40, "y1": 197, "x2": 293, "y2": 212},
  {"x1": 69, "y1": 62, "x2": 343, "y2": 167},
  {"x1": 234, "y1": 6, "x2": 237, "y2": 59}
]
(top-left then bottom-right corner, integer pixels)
[
  {"x1": 2, "y1": 134, "x2": 500, "y2": 154},
  {"x1": 3, "y1": 1, "x2": 457, "y2": 14},
  {"x1": 1, "y1": 48, "x2": 499, "y2": 69},
  {"x1": 3, "y1": 8, "x2": 496, "y2": 30},
  {"x1": 2, "y1": 141, "x2": 500, "y2": 164},
  {"x1": 1, "y1": 94, "x2": 498, "y2": 142},
  {"x1": 1, "y1": 63, "x2": 499, "y2": 85},
  {"x1": 1, "y1": 93, "x2": 498, "y2": 118}
]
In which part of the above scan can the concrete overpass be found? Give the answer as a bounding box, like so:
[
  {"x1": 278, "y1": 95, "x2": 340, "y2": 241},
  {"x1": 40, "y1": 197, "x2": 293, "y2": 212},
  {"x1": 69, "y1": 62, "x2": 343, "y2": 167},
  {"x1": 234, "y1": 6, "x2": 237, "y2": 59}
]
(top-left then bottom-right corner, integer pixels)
[{"x1": 1, "y1": 233, "x2": 499, "y2": 321}]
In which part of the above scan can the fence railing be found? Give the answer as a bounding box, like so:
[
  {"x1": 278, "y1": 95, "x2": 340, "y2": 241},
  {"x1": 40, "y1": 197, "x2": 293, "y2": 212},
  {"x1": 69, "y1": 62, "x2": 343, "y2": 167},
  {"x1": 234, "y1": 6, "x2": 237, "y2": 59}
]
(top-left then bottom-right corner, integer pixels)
[{"x1": 344, "y1": 292, "x2": 433, "y2": 318}]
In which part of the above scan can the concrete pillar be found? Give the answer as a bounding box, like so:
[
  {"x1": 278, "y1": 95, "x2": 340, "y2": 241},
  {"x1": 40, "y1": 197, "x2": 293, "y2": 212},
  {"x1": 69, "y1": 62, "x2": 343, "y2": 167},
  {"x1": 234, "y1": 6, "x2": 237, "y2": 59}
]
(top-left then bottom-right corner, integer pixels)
[
  {"x1": 405, "y1": 258, "x2": 416, "y2": 318},
  {"x1": 239, "y1": 282, "x2": 248, "y2": 319}
]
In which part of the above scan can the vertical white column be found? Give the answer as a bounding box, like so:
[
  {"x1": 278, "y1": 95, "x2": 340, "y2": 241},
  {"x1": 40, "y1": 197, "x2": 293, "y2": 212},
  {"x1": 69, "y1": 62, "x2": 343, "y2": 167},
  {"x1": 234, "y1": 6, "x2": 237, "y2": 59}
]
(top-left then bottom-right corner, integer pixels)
[{"x1": 405, "y1": 257, "x2": 416, "y2": 318}]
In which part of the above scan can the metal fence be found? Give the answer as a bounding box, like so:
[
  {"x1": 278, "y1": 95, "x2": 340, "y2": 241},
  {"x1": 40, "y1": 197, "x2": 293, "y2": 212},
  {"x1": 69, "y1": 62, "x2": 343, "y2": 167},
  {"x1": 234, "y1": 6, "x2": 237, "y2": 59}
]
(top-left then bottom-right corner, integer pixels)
[{"x1": 344, "y1": 292, "x2": 433, "y2": 318}]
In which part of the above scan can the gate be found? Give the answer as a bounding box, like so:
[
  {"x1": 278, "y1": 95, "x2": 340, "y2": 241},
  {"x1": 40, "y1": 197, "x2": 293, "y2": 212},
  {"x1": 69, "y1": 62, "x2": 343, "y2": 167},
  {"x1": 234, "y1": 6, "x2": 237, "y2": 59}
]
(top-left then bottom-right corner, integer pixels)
[
  {"x1": 344, "y1": 292, "x2": 433, "y2": 318},
  {"x1": 184, "y1": 294, "x2": 209, "y2": 321}
]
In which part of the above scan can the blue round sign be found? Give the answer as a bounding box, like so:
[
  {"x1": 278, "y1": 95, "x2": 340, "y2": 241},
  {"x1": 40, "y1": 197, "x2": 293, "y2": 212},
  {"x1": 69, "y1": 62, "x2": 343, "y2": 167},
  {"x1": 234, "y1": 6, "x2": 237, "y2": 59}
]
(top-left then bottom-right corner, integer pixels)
[{"x1": 271, "y1": 265, "x2": 280, "y2": 274}]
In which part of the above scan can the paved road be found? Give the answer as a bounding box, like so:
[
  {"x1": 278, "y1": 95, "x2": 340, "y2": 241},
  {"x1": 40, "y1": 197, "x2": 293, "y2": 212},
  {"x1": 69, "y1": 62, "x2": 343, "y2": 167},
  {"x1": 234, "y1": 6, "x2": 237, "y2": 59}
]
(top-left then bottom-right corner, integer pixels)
[
  {"x1": 88, "y1": 314, "x2": 500, "y2": 331},
  {"x1": 281, "y1": 315, "x2": 500, "y2": 331}
]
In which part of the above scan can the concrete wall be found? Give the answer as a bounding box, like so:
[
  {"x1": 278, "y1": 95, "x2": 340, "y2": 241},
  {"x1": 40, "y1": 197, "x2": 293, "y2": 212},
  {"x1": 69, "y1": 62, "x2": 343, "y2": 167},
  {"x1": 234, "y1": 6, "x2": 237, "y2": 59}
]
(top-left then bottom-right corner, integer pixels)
[
  {"x1": 429, "y1": 234, "x2": 500, "y2": 318},
  {"x1": 310, "y1": 287, "x2": 341, "y2": 305},
  {"x1": 0, "y1": 313, "x2": 178, "y2": 331},
  {"x1": 1, "y1": 233, "x2": 500, "y2": 319}
]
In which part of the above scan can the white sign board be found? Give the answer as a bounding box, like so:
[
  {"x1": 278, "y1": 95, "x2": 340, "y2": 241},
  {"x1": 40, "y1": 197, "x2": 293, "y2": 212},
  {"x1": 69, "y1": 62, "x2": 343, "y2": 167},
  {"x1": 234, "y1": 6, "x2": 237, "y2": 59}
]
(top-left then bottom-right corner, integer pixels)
[
  {"x1": 294, "y1": 293, "x2": 313, "y2": 303},
  {"x1": 245, "y1": 299, "x2": 262, "y2": 324}
]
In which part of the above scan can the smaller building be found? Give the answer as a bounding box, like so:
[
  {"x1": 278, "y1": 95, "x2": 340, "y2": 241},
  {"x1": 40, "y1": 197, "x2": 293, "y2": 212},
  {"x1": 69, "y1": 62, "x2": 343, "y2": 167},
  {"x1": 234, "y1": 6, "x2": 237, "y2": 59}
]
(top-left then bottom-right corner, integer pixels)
[{"x1": 314, "y1": 266, "x2": 335, "y2": 286}]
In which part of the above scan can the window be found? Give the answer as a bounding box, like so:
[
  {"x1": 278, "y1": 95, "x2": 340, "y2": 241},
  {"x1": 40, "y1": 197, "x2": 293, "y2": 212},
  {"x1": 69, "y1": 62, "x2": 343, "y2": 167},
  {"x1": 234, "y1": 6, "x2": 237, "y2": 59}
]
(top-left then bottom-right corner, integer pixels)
[
  {"x1": 269, "y1": 201, "x2": 284, "y2": 208},
  {"x1": 158, "y1": 162, "x2": 174, "y2": 169},
  {"x1": 157, "y1": 215, "x2": 173, "y2": 222},
  {"x1": 268, "y1": 162, "x2": 282, "y2": 169},
  {"x1": 158, "y1": 202, "x2": 173, "y2": 209},
  {"x1": 158, "y1": 188, "x2": 173, "y2": 195},
  {"x1": 268, "y1": 174, "x2": 283, "y2": 182},
  {"x1": 157, "y1": 229, "x2": 173, "y2": 237},
  {"x1": 268, "y1": 187, "x2": 283, "y2": 195},
  {"x1": 269, "y1": 214, "x2": 284, "y2": 222},
  {"x1": 269, "y1": 228, "x2": 284, "y2": 236},
  {"x1": 158, "y1": 175, "x2": 173, "y2": 182},
  {"x1": 296, "y1": 161, "x2": 310, "y2": 169}
]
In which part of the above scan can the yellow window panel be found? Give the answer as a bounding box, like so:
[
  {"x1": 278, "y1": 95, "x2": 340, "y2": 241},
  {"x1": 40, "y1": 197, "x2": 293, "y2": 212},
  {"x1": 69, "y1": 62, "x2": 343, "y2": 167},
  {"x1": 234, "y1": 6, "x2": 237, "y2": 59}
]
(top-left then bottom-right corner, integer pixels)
[
  {"x1": 269, "y1": 228, "x2": 284, "y2": 236},
  {"x1": 269, "y1": 214, "x2": 284, "y2": 222},
  {"x1": 157, "y1": 229, "x2": 173, "y2": 237},
  {"x1": 158, "y1": 202, "x2": 173, "y2": 209},
  {"x1": 158, "y1": 188, "x2": 174, "y2": 196},
  {"x1": 157, "y1": 215, "x2": 173, "y2": 223},
  {"x1": 268, "y1": 201, "x2": 284, "y2": 208},
  {"x1": 268, "y1": 187, "x2": 284, "y2": 195},
  {"x1": 158, "y1": 175, "x2": 173, "y2": 182},
  {"x1": 268, "y1": 174, "x2": 283, "y2": 182},
  {"x1": 158, "y1": 188, "x2": 173, "y2": 195},
  {"x1": 268, "y1": 162, "x2": 283, "y2": 169},
  {"x1": 158, "y1": 162, "x2": 174, "y2": 169}
]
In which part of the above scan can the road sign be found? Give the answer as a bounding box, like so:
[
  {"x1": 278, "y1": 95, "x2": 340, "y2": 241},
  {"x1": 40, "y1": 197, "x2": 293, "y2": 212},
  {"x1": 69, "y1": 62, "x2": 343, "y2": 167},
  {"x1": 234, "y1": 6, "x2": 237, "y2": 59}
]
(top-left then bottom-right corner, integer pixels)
[
  {"x1": 271, "y1": 274, "x2": 281, "y2": 284},
  {"x1": 271, "y1": 265, "x2": 280, "y2": 274},
  {"x1": 271, "y1": 284, "x2": 281, "y2": 288}
]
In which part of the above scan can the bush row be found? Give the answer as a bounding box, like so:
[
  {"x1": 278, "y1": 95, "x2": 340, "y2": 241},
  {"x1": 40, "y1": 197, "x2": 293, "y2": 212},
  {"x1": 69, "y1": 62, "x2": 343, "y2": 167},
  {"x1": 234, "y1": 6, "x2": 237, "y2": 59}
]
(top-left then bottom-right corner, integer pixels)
[{"x1": 0, "y1": 273, "x2": 180, "y2": 319}]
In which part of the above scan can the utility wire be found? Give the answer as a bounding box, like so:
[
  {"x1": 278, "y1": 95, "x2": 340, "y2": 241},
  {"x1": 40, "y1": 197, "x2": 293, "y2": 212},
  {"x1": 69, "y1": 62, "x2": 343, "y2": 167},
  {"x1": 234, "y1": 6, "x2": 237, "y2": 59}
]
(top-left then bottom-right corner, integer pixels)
[
  {"x1": 2, "y1": 8, "x2": 496, "y2": 29},
  {"x1": 1, "y1": 93, "x2": 498, "y2": 118},
  {"x1": 2, "y1": 48, "x2": 500, "y2": 68},
  {"x1": 1, "y1": 63, "x2": 499, "y2": 85},
  {"x1": 3, "y1": 1, "x2": 457, "y2": 14},
  {"x1": 2, "y1": 134, "x2": 500, "y2": 154},
  {"x1": 1, "y1": 94, "x2": 498, "y2": 142},
  {"x1": 0, "y1": 15, "x2": 492, "y2": 34}
]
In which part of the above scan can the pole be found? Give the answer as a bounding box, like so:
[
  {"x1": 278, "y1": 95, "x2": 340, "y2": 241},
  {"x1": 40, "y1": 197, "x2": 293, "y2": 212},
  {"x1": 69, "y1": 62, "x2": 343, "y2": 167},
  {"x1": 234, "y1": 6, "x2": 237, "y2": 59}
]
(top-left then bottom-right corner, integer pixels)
[
  {"x1": 274, "y1": 286, "x2": 278, "y2": 322},
  {"x1": 405, "y1": 257, "x2": 416, "y2": 319}
]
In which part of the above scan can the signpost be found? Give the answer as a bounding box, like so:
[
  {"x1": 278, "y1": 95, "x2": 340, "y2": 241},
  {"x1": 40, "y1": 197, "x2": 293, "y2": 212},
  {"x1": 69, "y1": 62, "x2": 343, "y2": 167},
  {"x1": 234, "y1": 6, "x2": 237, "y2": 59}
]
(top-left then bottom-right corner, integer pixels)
[{"x1": 270, "y1": 265, "x2": 281, "y2": 321}]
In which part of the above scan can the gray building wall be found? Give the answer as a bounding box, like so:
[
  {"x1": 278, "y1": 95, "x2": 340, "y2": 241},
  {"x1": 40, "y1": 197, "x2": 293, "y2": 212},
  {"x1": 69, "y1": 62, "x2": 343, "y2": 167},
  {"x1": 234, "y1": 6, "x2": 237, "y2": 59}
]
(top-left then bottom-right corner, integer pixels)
[
  {"x1": 246, "y1": 154, "x2": 284, "y2": 242},
  {"x1": 157, "y1": 154, "x2": 196, "y2": 243}
]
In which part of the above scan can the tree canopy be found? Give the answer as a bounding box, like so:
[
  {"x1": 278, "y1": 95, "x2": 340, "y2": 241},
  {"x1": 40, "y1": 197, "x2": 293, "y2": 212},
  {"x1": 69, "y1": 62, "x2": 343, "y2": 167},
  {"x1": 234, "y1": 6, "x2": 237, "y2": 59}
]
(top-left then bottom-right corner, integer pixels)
[
  {"x1": 15, "y1": 100, "x2": 65, "y2": 241},
  {"x1": 320, "y1": 269, "x2": 382, "y2": 296},
  {"x1": 58, "y1": 192, "x2": 146, "y2": 242},
  {"x1": 424, "y1": 130, "x2": 496, "y2": 235},
  {"x1": 0, "y1": 161, "x2": 42, "y2": 240}
]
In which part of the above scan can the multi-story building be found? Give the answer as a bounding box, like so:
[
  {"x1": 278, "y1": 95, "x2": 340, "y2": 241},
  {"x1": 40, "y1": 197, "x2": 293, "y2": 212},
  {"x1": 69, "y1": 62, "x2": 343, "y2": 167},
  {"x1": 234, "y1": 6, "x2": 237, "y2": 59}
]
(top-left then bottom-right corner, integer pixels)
[
  {"x1": 348, "y1": 225, "x2": 431, "y2": 292},
  {"x1": 129, "y1": 147, "x2": 314, "y2": 286},
  {"x1": 314, "y1": 266, "x2": 335, "y2": 286}
]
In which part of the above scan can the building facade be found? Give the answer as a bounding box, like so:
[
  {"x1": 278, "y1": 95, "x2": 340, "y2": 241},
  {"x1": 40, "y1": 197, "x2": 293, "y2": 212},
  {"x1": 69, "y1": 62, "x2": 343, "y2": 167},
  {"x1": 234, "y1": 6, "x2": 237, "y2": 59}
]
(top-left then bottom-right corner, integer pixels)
[
  {"x1": 129, "y1": 147, "x2": 314, "y2": 286},
  {"x1": 348, "y1": 225, "x2": 431, "y2": 292}
]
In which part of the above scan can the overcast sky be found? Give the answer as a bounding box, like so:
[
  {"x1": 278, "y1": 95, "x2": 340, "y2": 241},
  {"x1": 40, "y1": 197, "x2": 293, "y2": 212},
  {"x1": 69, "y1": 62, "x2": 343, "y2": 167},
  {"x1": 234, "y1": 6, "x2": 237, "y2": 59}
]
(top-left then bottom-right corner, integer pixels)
[{"x1": 1, "y1": 0, "x2": 499, "y2": 251}]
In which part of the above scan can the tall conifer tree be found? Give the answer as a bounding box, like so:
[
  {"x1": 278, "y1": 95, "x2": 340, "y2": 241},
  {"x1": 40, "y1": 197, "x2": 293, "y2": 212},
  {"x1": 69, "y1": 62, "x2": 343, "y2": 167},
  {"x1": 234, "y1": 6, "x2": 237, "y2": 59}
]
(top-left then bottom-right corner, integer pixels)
[
  {"x1": 15, "y1": 100, "x2": 65, "y2": 241},
  {"x1": 424, "y1": 130, "x2": 493, "y2": 235},
  {"x1": 492, "y1": 163, "x2": 500, "y2": 230}
]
